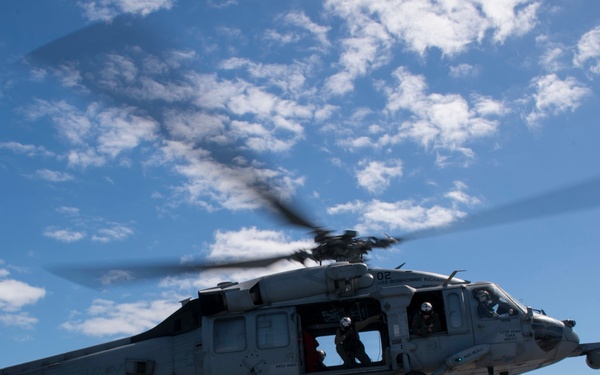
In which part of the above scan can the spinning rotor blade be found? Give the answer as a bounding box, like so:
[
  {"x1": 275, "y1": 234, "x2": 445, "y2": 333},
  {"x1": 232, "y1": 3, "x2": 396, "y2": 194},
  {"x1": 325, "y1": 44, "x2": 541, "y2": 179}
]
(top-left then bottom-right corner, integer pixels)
[
  {"x1": 252, "y1": 182, "x2": 321, "y2": 232},
  {"x1": 48, "y1": 253, "x2": 302, "y2": 289},
  {"x1": 398, "y1": 175, "x2": 600, "y2": 243},
  {"x1": 27, "y1": 19, "x2": 328, "y2": 288}
]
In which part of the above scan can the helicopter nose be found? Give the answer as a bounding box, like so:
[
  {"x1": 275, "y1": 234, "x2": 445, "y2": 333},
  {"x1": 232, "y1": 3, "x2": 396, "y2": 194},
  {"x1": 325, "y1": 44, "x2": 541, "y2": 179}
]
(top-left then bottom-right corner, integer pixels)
[{"x1": 531, "y1": 316, "x2": 579, "y2": 354}]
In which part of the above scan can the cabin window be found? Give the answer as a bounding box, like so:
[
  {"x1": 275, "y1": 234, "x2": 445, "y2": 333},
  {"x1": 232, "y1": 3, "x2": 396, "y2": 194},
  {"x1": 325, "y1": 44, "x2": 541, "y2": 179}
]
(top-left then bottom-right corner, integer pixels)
[
  {"x1": 214, "y1": 317, "x2": 246, "y2": 353},
  {"x1": 256, "y1": 312, "x2": 289, "y2": 349},
  {"x1": 446, "y1": 292, "x2": 463, "y2": 328},
  {"x1": 407, "y1": 291, "x2": 448, "y2": 335}
]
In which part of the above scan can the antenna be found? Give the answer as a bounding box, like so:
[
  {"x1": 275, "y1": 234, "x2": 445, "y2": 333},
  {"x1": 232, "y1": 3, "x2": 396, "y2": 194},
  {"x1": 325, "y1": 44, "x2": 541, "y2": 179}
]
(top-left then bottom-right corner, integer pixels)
[{"x1": 443, "y1": 270, "x2": 466, "y2": 286}]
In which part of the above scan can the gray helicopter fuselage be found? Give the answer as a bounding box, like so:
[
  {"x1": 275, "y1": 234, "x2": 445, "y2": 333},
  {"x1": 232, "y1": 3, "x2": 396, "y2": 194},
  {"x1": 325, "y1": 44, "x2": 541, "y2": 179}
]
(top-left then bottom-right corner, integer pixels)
[{"x1": 1, "y1": 262, "x2": 596, "y2": 375}]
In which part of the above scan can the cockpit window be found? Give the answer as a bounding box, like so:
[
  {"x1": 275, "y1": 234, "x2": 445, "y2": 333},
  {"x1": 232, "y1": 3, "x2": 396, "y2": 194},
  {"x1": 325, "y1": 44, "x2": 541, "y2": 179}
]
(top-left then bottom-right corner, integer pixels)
[{"x1": 473, "y1": 285, "x2": 523, "y2": 319}]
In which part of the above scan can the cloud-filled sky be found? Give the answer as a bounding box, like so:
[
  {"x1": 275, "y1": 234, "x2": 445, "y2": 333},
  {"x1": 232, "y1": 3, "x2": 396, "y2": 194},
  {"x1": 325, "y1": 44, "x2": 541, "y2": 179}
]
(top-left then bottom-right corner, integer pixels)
[{"x1": 1, "y1": 0, "x2": 600, "y2": 373}]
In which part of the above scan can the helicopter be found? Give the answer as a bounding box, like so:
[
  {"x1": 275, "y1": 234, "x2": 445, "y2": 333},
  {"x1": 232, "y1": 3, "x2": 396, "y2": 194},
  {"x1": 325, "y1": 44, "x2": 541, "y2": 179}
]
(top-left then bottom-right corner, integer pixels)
[
  {"x1": 2, "y1": 175, "x2": 600, "y2": 375},
  {"x1": 3, "y1": 9, "x2": 600, "y2": 375}
]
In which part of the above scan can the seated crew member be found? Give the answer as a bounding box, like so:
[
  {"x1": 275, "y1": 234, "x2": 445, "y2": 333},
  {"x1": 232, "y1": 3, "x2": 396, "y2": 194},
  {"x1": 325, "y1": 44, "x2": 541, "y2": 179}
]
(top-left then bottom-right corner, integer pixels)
[
  {"x1": 477, "y1": 290, "x2": 498, "y2": 318},
  {"x1": 410, "y1": 302, "x2": 441, "y2": 336}
]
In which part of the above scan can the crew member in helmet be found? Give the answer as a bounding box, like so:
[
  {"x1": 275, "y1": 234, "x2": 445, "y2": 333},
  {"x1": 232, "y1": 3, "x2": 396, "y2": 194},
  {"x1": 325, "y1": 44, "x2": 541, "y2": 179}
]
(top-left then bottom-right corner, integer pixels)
[
  {"x1": 477, "y1": 289, "x2": 498, "y2": 318},
  {"x1": 410, "y1": 302, "x2": 441, "y2": 336},
  {"x1": 476, "y1": 289, "x2": 515, "y2": 318},
  {"x1": 335, "y1": 313, "x2": 382, "y2": 367}
]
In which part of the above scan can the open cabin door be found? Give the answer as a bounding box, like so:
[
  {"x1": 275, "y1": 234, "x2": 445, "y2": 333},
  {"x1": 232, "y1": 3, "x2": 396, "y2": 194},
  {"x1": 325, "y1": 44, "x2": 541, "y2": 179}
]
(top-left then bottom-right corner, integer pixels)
[
  {"x1": 203, "y1": 307, "x2": 300, "y2": 375},
  {"x1": 296, "y1": 298, "x2": 389, "y2": 372}
]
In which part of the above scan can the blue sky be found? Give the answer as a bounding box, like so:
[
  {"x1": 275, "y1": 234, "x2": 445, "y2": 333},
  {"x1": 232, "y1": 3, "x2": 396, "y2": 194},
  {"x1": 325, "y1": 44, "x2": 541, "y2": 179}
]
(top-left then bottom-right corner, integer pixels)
[{"x1": 1, "y1": 0, "x2": 600, "y2": 373}]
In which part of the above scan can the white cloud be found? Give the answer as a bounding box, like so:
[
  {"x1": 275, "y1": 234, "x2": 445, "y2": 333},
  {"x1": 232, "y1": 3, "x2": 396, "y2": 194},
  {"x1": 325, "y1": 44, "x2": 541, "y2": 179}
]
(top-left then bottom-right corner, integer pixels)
[
  {"x1": 444, "y1": 181, "x2": 481, "y2": 207},
  {"x1": 323, "y1": 0, "x2": 540, "y2": 94},
  {"x1": 540, "y1": 46, "x2": 567, "y2": 73},
  {"x1": 229, "y1": 87, "x2": 276, "y2": 116},
  {"x1": 207, "y1": 0, "x2": 238, "y2": 8},
  {"x1": 91, "y1": 224, "x2": 135, "y2": 243},
  {"x1": 43, "y1": 210, "x2": 134, "y2": 244},
  {"x1": 355, "y1": 159, "x2": 403, "y2": 194},
  {"x1": 207, "y1": 227, "x2": 313, "y2": 261},
  {"x1": 340, "y1": 199, "x2": 466, "y2": 235},
  {"x1": 0, "y1": 312, "x2": 39, "y2": 330},
  {"x1": 574, "y1": 25, "x2": 600, "y2": 75},
  {"x1": 526, "y1": 74, "x2": 591, "y2": 126},
  {"x1": 327, "y1": 182, "x2": 481, "y2": 233},
  {"x1": 221, "y1": 58, "x2": 311, "y2": 96},
  {"x1": 79, "y1": 0, "x2": 175, "y2": 21},
  {"x1": 383, "y1": 67, "x2": 501, "y2": 154},
  {"x1": 339, "y1": 136, "x2": 375, "y2": 150},
  {"x1": 95, "y1": 106, "x2": 158, "y2": 158},
  {"x1": 184, "y1": 72, "x2": 313, "y2": 128},
  {"x1": 229, "y1": 120, "x2": 301, "y2": 153},
  {"x1": 26, "y1": 100, "x2": 93, "y2": 146},
  {"x1": 324, "y1": 32, "x2": 390, "y2": 96},
  {"x1": 27, "y1": 100, "x2": 158, "y2": 168},
  {"x1": 43, "y1": 228, "x2": 87, "y2": 243},
  {"x1": 315, "y1": 104, "x2": 339, "y2": 122},
  {"x1": 262, "y1": 29, "x2": 301, "y2": 45},
  {"x1": 61, "y1": 298, "x2": 178, "y2": 337},
  {"x1": 163, "y1": 110, "x2": 227, "y2": 143},
  {"x1": 449, "y1": 63, "x2": 480, "y2": 79},
  {"x1": 155, "y1": 72, "x2": 309, "y2": 153},
  {"x1": 32, "y1": 169, "x2": 75, "y2": 182},
  {"x1": 0, "y1": 279, "x2": 46, "y2": 313},
  {"x1": 51, "y1": 63, "x2": 85, "y2": 89},
  {"x1": 0, "y1": 264, "x2": 45, "y2": 329},
  {"x1": 477, "y1": 0, "x2": 540, "y2": 43},
  {"x1": 324, "y1": 71, "x2": 355, "y2": 96},
  {"x1": 316, "y1": 0, "x2": 544, "y2": 101},
  {"x1": 67, "y1": 149, "x2": 107, "y2": 168},
  {"x1": 0, "y1": 142, "x2": 55, "y2": 158},
  {"x1": 187, "y1": 73, "x2": 247, "y2": 110},
  {"x1": 473, "y1": 95, "x2": 508, "y2": 117},
  {"x1": 281, "y1": 11, "x2": 331, "y2": 48}
]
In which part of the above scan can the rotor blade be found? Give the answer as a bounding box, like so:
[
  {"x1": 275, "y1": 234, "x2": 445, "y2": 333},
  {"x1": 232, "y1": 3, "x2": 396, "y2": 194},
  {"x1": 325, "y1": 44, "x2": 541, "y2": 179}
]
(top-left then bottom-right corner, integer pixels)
[
  {"x1": 398, "y1": 175, "x2": 600, "y2": 243},
  {"x1": 47, "y1": 254, "x2": 295, "y2": 289},
  {"x1": 253, "y1": 185, "x2": 321, "y2": 231}
]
